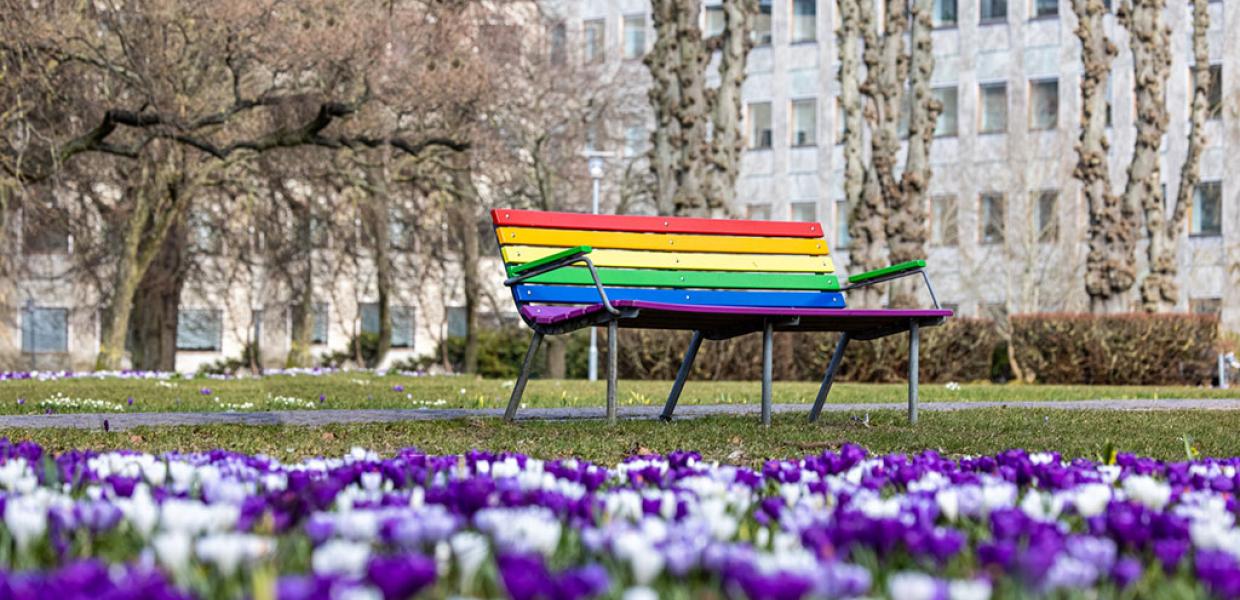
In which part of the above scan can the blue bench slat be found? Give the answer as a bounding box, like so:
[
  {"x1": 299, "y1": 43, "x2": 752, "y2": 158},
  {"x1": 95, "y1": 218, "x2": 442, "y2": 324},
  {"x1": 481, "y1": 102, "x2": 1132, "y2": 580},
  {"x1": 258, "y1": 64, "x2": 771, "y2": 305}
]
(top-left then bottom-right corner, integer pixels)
[{"x1": 513, "y1": 285, "x2": 846, "y2": 308}]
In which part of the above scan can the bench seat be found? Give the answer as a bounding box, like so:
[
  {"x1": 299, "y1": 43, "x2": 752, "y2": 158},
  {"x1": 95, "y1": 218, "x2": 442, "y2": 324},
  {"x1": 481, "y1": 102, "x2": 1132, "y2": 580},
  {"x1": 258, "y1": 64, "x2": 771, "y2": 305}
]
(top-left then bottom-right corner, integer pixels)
[{"x1": 521, "y1": 301, "x2": 951, "y2": 339}]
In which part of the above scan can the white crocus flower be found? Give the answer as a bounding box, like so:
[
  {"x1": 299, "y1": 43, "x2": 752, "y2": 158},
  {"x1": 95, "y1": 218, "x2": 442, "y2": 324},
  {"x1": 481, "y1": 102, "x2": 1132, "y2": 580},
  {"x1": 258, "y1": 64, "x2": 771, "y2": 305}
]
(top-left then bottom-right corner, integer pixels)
[
  {"x1": 1069, "y1": 483, "x2": 1112, "y2": 518},
  {"x1": 949, "y1": 578, "x2": 993, "y2": 600},
  {"x1": 4, "y1": 493, "x2": 48, "y2": 549},
  {"x1": 621, "y1": 587, "x2": 659, "y2": 600},
  {"x1": 312, "y1": 539, "x2": 372, "y2": 577},
  {"x1": 936, "y1": 488, "x2": 960, "y2": 522},
  {"x1": 888, "y1": 572, "x2": 944, "y2": 600},
  {"x1": 195, "y1": 533, "x2": 274, "y2": 576},
  {"x1": 1123, "y1": 475, "x2": 1171, "y2": 511},
  {"x1": 153, "y1": 531, "x2": 193, "y2": 573},
  {"x1": 450, "y1": 531, "x2": 490, "y2": 590}
]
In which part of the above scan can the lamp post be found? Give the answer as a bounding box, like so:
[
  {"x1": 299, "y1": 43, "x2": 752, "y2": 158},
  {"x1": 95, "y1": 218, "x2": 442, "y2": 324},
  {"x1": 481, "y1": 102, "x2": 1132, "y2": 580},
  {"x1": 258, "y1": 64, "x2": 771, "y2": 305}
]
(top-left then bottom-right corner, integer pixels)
[{"x1": 584, "y1": 151, "x2": 612, "y2": 381}]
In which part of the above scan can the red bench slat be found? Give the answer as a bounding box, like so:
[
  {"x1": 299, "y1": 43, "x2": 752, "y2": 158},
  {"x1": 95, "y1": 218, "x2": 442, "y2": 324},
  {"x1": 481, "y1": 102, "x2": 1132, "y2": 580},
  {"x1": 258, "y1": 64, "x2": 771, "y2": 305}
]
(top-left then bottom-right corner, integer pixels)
[{"x1": 491, "y1": 209, "x2": 823, "y2": 238}]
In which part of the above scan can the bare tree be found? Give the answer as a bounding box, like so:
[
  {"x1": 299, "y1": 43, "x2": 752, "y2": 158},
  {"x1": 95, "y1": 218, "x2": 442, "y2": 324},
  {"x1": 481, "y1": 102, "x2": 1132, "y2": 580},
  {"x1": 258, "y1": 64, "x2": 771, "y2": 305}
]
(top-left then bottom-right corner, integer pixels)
[
  {"x1": 1116, "y1": 0, "x2": 1172, "y2": 312},
  {"x1": 1140, "y1": 0, "x2": 1210, "y2": 311},
  {"x1": 1071, "y1": 0, "x2": 1136, "y2": 313},
  {"x1": 887, "y1": 0, "x2": 943, "y2": 307},
  {"x1": 645, "y1": 0, "x2": 756, "y2": 216}
]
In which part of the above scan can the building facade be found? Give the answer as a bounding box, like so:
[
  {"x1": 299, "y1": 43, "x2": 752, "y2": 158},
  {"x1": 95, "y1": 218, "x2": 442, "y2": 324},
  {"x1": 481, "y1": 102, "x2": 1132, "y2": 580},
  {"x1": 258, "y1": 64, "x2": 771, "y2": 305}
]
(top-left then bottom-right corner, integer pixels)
[{"x1": 554, "y1": 0, "x2": 1239, "y2": 327}]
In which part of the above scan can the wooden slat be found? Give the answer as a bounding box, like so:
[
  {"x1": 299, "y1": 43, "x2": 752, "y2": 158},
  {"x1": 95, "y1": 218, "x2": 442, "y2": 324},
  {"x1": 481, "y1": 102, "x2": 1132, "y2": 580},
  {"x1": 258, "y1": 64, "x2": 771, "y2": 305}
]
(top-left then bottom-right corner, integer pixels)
[
  {"x1": 495, "y1": 227, "x2": 829, "y2": 255},
  {"x1": 491, "y1": 208, "x2": 824, "y2": 238},
  {"x1": 514, "y1": 285, "x2": 846, "y2": 308},
  {"x1": 502, "y1": 245, "x2": 834, "y2": 273},
  {"x1": 513, "y1": 266, "x2": 841, "y2": 291}
]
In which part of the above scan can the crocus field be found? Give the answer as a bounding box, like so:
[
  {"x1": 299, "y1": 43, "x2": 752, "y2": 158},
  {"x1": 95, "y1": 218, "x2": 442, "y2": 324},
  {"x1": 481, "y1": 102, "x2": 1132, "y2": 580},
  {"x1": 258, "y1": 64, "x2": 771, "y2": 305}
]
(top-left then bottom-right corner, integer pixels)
[{"x1": 3, "y1": 439, "x2": 1240, "y2": 600}]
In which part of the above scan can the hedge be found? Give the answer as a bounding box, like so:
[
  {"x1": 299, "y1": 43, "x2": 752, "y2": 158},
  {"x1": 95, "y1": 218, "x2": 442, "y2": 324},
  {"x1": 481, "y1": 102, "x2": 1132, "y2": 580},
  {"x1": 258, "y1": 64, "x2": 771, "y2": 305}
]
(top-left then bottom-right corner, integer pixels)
[{"x1": 442, "y1": 313, "x2": 1219, "y2": 386}]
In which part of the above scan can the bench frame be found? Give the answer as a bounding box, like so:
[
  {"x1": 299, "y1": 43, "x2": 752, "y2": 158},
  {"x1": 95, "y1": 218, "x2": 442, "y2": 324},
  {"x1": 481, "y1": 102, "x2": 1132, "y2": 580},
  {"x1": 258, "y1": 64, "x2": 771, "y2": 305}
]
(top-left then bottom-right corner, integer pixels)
[{"x1": 500, "y1": 243, "x2": 946, "y2": 426}]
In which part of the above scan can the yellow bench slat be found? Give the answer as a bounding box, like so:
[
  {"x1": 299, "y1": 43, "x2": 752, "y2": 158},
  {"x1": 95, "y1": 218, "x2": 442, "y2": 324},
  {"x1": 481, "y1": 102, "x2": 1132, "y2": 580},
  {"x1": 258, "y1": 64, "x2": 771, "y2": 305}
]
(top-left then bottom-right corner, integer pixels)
[
  {"x1": 495, "y1": 227, "x2": 829, "y2": 255},
  {"x1": 501, "y1": 245, "x2": 835, "y2": 273}
]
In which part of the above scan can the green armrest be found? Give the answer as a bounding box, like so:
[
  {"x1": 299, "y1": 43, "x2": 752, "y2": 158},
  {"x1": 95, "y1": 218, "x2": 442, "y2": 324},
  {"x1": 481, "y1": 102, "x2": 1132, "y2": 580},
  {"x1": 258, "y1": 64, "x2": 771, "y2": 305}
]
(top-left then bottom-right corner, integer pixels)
[
  {"x1": 508, "y1": 245, "x2": 593, "y2": 275},
  {"x1": 847, "y1": 259, "x2": 926, "y2": 284}
]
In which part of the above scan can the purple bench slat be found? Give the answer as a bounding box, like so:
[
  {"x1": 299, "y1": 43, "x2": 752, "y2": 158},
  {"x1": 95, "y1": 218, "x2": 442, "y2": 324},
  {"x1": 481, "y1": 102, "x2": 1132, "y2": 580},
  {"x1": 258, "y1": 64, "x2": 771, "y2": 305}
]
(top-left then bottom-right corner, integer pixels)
[{"x1": 520, "y1": 301, "x2": 952, "y2": 334}]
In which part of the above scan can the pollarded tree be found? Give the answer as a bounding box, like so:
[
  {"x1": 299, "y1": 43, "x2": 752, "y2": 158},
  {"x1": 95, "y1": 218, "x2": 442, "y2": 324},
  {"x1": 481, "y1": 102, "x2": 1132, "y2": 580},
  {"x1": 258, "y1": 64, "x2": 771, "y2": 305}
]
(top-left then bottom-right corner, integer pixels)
[
  {"x1": 1140, "y1": 0, "x2": 1211, "y2": 311},
  {"x1": 838, "y1": 0, "x2": 940, "y2": 308},
  {"x1": 1070, "y1": 0, "x2": 1133, "y2": 313},
  {"x1": 645, "y1": 0, "x2": 757, "y2": 216}
]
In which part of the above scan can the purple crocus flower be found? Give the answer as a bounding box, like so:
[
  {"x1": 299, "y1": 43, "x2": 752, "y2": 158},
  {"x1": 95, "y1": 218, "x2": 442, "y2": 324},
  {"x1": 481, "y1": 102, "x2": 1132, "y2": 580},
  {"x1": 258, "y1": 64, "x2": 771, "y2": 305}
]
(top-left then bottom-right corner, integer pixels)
[
  {"x1": 1110, "y1": 557, "x2": 1143, "y2": 588},
  {"x1": 200, "y1": 387, "x2": 212, "y2": 395},
  {"x1": 366, "y1": 554, "x2": 437, "y2": 600}
]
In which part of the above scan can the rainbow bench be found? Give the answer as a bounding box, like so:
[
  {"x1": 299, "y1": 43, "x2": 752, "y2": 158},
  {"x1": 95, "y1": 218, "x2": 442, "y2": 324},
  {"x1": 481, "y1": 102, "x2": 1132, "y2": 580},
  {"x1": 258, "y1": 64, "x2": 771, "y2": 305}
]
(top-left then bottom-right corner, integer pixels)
[{"x1": 492, "y1": 208, "x2": 952, "y2": 425}]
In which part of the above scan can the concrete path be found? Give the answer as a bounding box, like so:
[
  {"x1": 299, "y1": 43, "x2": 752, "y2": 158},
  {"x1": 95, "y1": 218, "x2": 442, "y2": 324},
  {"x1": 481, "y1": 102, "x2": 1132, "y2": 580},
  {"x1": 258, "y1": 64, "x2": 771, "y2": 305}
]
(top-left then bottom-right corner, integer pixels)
[{"x1": 0, "y1": 398, "x2": 1237, "y2": 430}]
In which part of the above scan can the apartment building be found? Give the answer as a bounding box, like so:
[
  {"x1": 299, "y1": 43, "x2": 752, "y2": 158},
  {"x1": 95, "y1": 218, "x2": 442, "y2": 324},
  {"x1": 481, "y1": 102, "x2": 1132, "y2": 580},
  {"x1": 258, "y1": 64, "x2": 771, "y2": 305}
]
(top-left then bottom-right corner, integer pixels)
[{"x1": 553, "y1": 0, "x2": 1240, "y2": 328}]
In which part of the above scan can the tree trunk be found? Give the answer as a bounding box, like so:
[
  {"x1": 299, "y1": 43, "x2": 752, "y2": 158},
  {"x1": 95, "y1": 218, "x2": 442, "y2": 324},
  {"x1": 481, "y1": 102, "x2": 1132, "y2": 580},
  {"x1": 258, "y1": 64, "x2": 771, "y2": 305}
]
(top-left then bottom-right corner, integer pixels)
[
  {"x1": 448, "y1": 154, "x2": 481, "y2": 374},
  {"x1": 128, "y1": 221, "x2": 186, "y2": 371},
  {"x1": 1119, "y1": 0, "x2": 1171, "y2": 311},
  {"x1": 545, "y1": 336, "x2": 567, "y2": 379},
  {"x1": 888, "y1": 0, "x2": 942, "y2": 308},
  {"x1": 370, "y1": 173, "x2": 393, "y2": 368},
  {"x1": 1141, "y1": 0, "x2": 1209, "y2": 311},
  {"x1": 645, "y1": 0, "x2": 754, "y2": 216},
  {"x1": 285, "y1": 201, "x2": 315, "y2": 368},
  {"x1": 849, "y1": 0, "x2": 906, "y2": 308},
  {"x1": 836, "y1": 0, "x2": 868, "y2": 298},
  {"x1": 703, "y1": 0, "x2": 755, "y2": 214},
  {"x1": 1070, "y1": 0, "x2": 1130, "y2": 314}
]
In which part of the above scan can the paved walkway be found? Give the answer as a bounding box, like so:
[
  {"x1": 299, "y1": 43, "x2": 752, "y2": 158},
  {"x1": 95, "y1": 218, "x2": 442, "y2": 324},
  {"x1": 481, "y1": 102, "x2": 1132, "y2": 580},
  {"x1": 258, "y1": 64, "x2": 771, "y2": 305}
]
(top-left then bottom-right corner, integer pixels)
[{"x1": 0, "y1": 398, "x2": 1237, "y2": 430}]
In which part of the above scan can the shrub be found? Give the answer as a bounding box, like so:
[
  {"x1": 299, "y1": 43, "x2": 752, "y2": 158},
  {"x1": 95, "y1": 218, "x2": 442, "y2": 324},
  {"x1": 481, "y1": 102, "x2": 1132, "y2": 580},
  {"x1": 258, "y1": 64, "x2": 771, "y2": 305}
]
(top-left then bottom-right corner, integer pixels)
[{"x1": 1012, "y1": 313, "x2": 1219, "y2": 385}]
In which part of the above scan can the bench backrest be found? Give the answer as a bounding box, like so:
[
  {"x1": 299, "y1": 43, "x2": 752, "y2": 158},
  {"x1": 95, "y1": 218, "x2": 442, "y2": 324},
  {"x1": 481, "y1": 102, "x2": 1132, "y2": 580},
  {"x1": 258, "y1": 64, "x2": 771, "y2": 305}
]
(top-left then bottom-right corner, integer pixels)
[{"x1": 491, "y1": 209, "x2": 846, "y2": 309}]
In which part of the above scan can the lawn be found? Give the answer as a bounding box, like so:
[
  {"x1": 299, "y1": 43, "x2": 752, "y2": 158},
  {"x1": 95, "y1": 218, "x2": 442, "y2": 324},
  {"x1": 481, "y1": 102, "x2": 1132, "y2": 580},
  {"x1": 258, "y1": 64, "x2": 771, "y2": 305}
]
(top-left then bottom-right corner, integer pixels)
[
  {"x1": 5, "y1": 408, "x2": 1237, "y2": 465},
  {"x1": 0, "y1": 373, "x2": 1233, "y2": 415}
]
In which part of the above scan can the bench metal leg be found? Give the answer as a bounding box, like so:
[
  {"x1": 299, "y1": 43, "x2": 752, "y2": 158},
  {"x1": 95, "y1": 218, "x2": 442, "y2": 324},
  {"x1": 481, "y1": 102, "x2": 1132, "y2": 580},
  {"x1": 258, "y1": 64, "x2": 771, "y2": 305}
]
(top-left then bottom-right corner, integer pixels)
[
  {"x1": 504, "y1": 332, "x2": 543, "y2": 422},
  {"x1": 809, "y1": 333, "x2": 850, "y2": 423},
  {"x1": 661, "y1": 331, "x2": 703, "y2": 421},
  {"x1": 761, "y1": 321, "x2": 774, "y2": 428},
  {"x1": 607, "y1": 320, "x2": 618, "y2": 425},
  {"x1": 908, "y1": 320, "x2": 920, "y2": 425}
]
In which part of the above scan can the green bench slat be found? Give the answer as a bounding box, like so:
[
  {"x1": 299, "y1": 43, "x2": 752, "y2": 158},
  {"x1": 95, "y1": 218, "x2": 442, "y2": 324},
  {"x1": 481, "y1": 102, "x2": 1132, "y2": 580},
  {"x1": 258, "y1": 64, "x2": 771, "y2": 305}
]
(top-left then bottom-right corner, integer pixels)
[
  {"x1": 847, "y1": 260, "x2": 926, "y2": 284},
  {"x1": 509, "y1": 266, "x2": 840, "y2": 291}
]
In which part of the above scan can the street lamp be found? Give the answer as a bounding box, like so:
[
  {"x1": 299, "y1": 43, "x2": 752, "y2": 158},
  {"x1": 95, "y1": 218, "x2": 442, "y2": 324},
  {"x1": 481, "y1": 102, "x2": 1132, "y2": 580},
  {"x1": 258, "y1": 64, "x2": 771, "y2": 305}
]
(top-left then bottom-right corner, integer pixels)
[{"x1": 583, "y1": 150, "x2": 613, "y2": 381}]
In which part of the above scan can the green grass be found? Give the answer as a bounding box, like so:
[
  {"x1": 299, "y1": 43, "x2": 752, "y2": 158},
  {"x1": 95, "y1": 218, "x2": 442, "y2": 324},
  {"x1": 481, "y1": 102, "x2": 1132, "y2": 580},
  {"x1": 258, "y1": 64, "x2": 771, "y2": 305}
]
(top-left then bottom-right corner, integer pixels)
[
  {"x1": 5, "y1": 409, "x2": 1238, "y2": 464},
  {"x1": 0, "y1": 374, "x2": 1233, "y2": 415}
]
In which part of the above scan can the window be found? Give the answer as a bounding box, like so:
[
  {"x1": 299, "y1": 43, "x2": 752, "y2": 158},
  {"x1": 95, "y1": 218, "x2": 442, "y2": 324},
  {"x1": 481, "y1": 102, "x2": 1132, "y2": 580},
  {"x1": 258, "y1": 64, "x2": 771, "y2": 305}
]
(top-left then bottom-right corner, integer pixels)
[
  {"x1": 389, "y1": 209, "x2": 415, "y2": 251},
  {"x1": 312, "y1": 303, "x2": 328, "y2": 345},
  {"x1": 1032, "y1": 0, "x2": 1058, "y2": 18},
  {"x1": 623, "y1": 15, "x2": 646, "y2": 59},
  {"x1": 753, "y1": 0, "x2": 773, "y2": 44},
  {"x1": 934, "y1": 0, "x2": 957, "y2": 26},
  {"x1": 584, "y1": 19, "x2": 605, "y2": 64},
  {"x1": 1191, "y1": 181, "x2": 1222, "y2": 237},
  {"x1": 549, "y1": 22, "x2": 566, "y2": 65},
  {"x1": 746, "y1": 204, "x2": 772, "y2": 220},
  {"x1": 791, "y1": 99, "x2": 817, "y2": 147},
  {"x1": 835, "y1": 200, "x2": 851, "y2": 249},
  {"x1": 1204, "y1": 64, "x2": 1222, "y2": 121},
  {"x1": 446, "y1": 306, "x2": 467, "y2": 338},
  {"x1": 934, "y1": 86, "x2": 959, "y2": 136},
  {"x1": 930, "y1": 196, "x2": 958, "y2": 246},
  {"x1": 705, "y1": 5, "x2": 725, "y2": 37},
  {"x1": 189, "y1": 210, "x2": 223, "y2": 255},
  {"x1": 177, "y1": 309, "x2": 223, "y2": 352},
  {"x1": 981, "y1": 0, "x2": 1007, "y2": 22},
  {"x1": 979, "y1": 193, "x2": 1005, "y2": 244},
  {"x1": 979, "y1": 82, "x2": 1008, "y2": 134},
  {"x1": 309, "y1": 213, "x2": 330, "y2": 248},
  {"x1": 361, "y1": 303, "x2": 415, "y2": 348},
  {"x1": 790, "y1": 202, "x2": 817, "y2": 222},
  {"x1": 1190, "y1": 298, "x2": 1222, "y2": 315},
  {"x1": 585, "y1": 123, "x2": 603, "y2": 152},
  {"x1": 748, "y1": 102, "x2": 773, "y2": 149},
  {"x1": 624, "y1": 125, "x2": 645, "y2": 158},
  {"x1": 1035, "y1": 190, "x2": 1058, "y2": 242},
  {"x1": 1029, "y1": 79, "x2": 1058, "y2": 130},
  {"x1": 791, "y1": 0, "x2": 816, "y2": 43},
  {"x1": 22, "y1": 208, "x2": 69, "y2": 255},
  {"x1": 21, "y1": 306, "x2": 67, "y2": 354}
]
